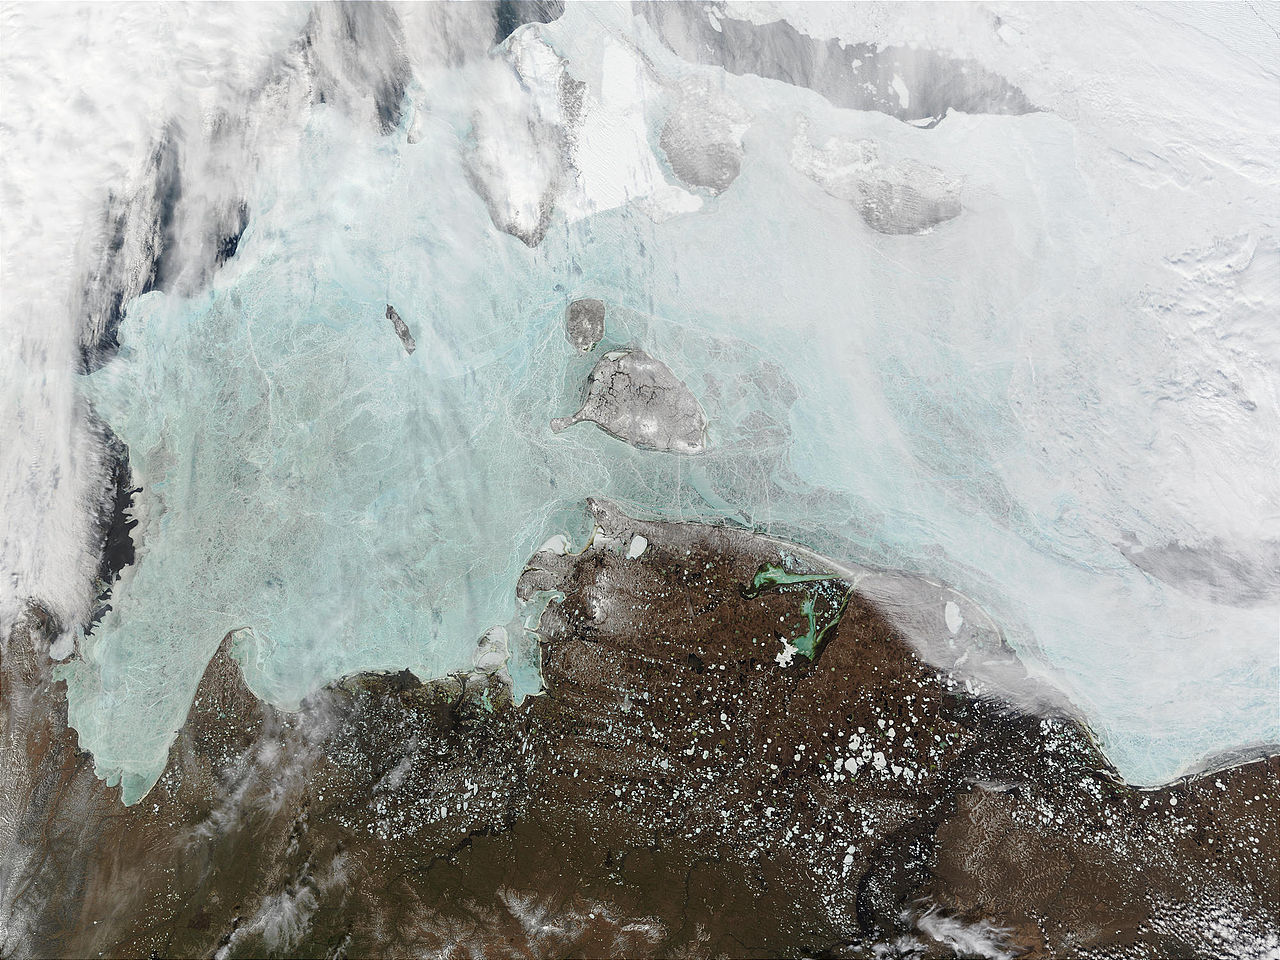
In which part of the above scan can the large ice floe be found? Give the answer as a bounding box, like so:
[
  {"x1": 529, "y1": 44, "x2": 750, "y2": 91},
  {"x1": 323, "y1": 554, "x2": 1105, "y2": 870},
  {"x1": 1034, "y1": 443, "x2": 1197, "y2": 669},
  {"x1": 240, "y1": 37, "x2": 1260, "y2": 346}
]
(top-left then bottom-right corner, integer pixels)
[{"x1": 2, "y1": 2, "x2": 1277, "y2": 801}]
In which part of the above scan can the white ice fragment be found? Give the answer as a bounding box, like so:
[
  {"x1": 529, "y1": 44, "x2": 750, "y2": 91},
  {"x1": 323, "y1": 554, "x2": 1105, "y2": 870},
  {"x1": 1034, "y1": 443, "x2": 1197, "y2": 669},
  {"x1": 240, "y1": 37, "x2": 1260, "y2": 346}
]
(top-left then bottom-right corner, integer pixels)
[
  {"x1": 775, "y1": 638, "x2": 799, "y2": 667},
  {"x1": 627, "y1": 534, "x2": 648, "y2": 559},
  {"x1": 944, "y1": 600, "x2": 964, "y2": 635},
  {"x1": 591, "y1": 525, "x2": 621, "y2": 550},
  {"x1": 890, "y1": 73, "x2": 910, "y2": 109},
  {"x1": 538, "y1": 534, "x2": 570, "y2": 555}
]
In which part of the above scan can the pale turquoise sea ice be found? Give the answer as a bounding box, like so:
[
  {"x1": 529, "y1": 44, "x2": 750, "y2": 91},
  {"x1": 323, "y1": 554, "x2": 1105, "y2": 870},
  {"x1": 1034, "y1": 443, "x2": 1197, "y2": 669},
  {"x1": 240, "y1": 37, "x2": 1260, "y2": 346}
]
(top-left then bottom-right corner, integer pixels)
[{"x1": 64, "y1": 8, "x2": 1279, "y2": 803}]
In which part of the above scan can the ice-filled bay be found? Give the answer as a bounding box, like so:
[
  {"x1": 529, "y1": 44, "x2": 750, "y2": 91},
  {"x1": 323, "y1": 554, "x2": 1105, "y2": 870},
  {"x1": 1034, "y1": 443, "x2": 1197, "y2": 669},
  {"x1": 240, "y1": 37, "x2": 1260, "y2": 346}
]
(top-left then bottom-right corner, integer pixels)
[{"x1": 63, "y1": 5, "x2": 1279, "y2": 801}]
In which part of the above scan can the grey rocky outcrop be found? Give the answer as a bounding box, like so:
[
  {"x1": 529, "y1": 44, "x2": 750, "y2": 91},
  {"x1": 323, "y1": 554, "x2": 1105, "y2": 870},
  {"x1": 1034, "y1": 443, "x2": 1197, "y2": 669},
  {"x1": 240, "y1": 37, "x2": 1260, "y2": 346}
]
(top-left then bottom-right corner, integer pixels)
[
  {"x1": 564, "y1": 298, "x2": 605, "y2": 352},
  {"x1": 551, "y1": 348, "x2": 708, "y2": 454}
]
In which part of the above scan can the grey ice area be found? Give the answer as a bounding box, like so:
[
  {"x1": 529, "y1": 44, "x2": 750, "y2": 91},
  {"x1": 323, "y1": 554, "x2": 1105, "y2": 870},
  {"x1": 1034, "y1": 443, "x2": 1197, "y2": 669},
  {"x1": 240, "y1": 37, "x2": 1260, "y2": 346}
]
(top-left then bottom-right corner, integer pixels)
[
  {"x1": 855, "y1": 172, "x2": 961, "y2": 235},
  {"x1": 551, "y1": 348, "x2": 708, "y2": 454},
  {"x1": 638, "y1": 2, "x2": 1035, "y2": 125},
  {"x1": 386, "y1": 304, "x2": 416, "y2": 354},
  {"x1": 792, "y1": 126, "x2": 961, "y2": 235},
  {"x1": 565, "y1": 298, "x2": 605, "y2": 352},
  {"x1": 1119, "y1": 538, "x2": 1280, "y2": 608},
  {"x1": 659, "y1": 81, "x2": 750, "y2": 195}
]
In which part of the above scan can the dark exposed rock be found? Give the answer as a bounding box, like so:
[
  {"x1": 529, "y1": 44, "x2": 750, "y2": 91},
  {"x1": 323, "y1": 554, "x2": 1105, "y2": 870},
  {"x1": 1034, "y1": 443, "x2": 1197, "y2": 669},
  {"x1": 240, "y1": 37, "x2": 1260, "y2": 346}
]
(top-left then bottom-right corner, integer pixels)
[
  {"x1": 83, "y1": 418, "x2": 139, "y2": 637},
  {"x1": 564, "y1": 297, "x2": 605, "y2": 352},
  {"x1": 385, "y1": 304, "x2": 417, "y2": 354},
  {"x1": 551, "y1": 349, "x2": 709, "y2": 454},
  {"x1": 2, "y1": 502, "x2": 1275, "y2": 958}
]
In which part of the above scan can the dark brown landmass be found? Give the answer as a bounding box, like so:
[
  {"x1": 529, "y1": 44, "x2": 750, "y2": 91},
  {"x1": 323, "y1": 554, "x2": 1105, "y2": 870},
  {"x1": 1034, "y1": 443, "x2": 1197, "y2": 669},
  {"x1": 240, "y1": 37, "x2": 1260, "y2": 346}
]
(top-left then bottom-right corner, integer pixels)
[{"x1": 2, "y1": 500, "x2": 1276, "y2": 958}]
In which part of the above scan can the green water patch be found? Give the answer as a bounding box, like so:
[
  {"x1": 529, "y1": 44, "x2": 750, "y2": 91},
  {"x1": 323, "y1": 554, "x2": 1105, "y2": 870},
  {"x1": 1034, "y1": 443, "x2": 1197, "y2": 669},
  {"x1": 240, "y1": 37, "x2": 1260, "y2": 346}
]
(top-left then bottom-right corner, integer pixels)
[
  {"x1": 746, "y1": 560, "x2": 851, "y2": 659},
  {"x1": 744, "y1": 561, "x2": 843, "y2": 597}
]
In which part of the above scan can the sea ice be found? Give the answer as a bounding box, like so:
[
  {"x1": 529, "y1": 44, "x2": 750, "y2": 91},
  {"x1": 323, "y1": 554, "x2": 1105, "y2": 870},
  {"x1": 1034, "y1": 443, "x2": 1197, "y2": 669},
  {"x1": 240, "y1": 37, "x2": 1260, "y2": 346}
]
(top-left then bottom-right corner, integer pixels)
[{"x1": 3, "y1": 2, "x2": 1275, "y2": 799}]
